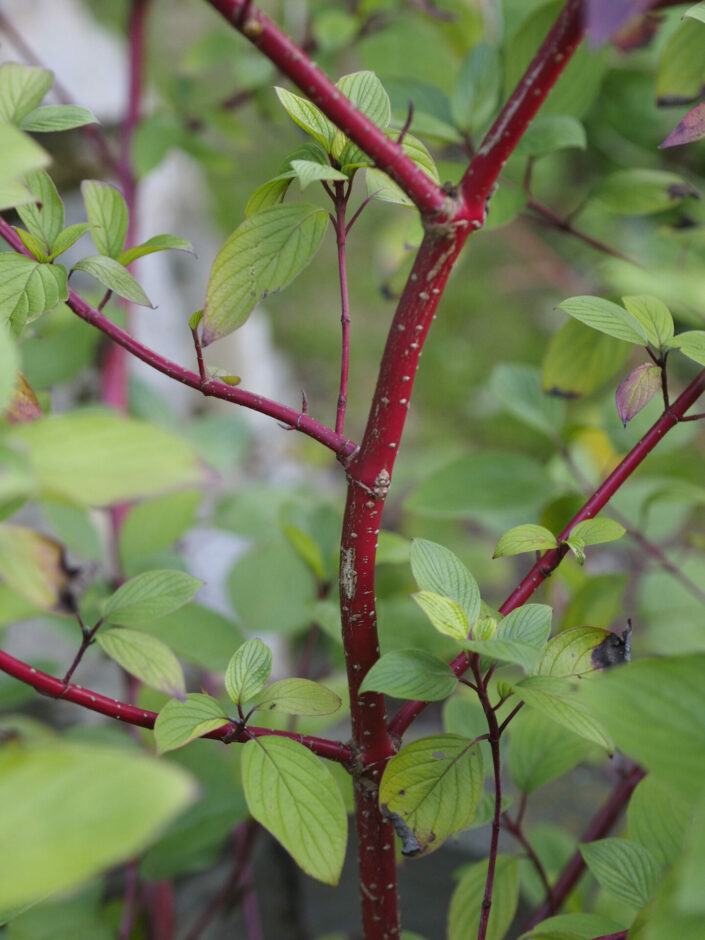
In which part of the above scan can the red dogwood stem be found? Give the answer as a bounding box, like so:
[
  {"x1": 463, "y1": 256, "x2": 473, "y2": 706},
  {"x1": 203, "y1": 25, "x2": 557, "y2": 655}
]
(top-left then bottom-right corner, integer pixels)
[
  {"x1": 0, "y1": 648, "x2": 353, "y2": 764},
  {"x1": 389, "y1": 366, "x2": 705, "y2": 738},
  {"x1": 203, "y1": 0, "x2": 450, "y2": 217}
]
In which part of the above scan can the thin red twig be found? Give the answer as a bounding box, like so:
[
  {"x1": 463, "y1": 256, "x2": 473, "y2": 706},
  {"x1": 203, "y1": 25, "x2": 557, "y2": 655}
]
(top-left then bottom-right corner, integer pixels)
[
  {"x1": 0, "y1": 648, "x2": 354, "y2": 764},
  {"x1": 334, "y1": 182, "x2": 351, "y2": 435}
]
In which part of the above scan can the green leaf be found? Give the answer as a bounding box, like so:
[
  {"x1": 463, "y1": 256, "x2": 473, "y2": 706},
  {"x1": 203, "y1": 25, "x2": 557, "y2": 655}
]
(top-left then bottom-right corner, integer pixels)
[
  {"x1": 247, "y1": 678, "x2": 342, "y2": 716},
  {"x1": 451, "y1": 42, "x2": 501, "y2": 133},
  {"x1": 498, "y1": 604, "x2": 553, "y2": 648},
  {"x1": 591, "y1": 169, "x2": 699, "y2": 215},
  {"x1": 241, "y1": 736, "x2": 347, "y2": 884},
  {"x1": 15, "y1": 226, "x2": 48, "y2": 261},
  {"x1": 519, "y1": 913, "x2": 628, "y2": 939},
  {"x1": 289, "y1": 159, "x2": 348, "y2": 190},
  {"x1": 0, "y1": 179, "x2": 34, "y2": 211},
  {"x1": 245, "y1": 176, "x2": 293, "y2": 217},
  {"x1": 413, "y1": 590, "x2": 469, "y2": 642},
  {"x1": 410, "y1": 539, "x2": 481, "y2": 625},
  {"x1": 136, "y1": 602, "x2": 243, "y2": 672},
  {"x1": 0, "y1": 123, "x2": 49, "y2": 187},
  {"x1": 16, "y1": 170, "x2": 64, "y2": 251},
  {"x1": 515, "y1": 115, "x2": 586, "y2": 158},
  {"x1": 0, "y1": 741, "x2": 195, "y2": 912},
  {"x1": 494, "y1": 524, "x2": 557, "y2": 558},
  {"x1": 154, "y1": 693, "x2": 228, "y2": 754},
  {"x1": 508, "y1": 709, "x2": 598, "y2": 793},
  {"x1": 0, "y1": 253, "x2": 68, "y2": 336},
  {"x1": 225, "y1": 638, "x2": 273, "y2": 705},
  {"x1": 536, "y1": 626, "x2": 612, "y2": 678},
  {"x1": 490, "y1": 363, "x2": 565, "y2": 438},
  {"x1": 274, "y1": 87, "x2": 335, "y2": 150},
  {"x1": 557, "y1": 296, "x2": 647, "y2": 345},
  {"x1": 0, "y1": 63, "x2": 53, "y2": 124},
  {"x1": 202, "y1": 203, "x2": 328, "y2": 345},
  {"x1": 73, "y1": 255, "x2": 153, "y2": 307},
  {"x1": 188, "y1": 309, "x2": 203, "y2": 330},
  {"x1": 578, "y1": 655, "x2": 705, "y2": 799},
  {"x1": 568, "y1": 518, "x2": 625, "y2": 547},
  {"x1": 118, "y1": 234, "x2": 195, "y2": 267},
  {"x1": 657, "y1": 19, "x2": 705, "y2": 104},
  {"x1": 0, "y1": 323, "x2": 19, "y2": 416},
  {"x1": 0, "y1": 524, "x2": 68, "y2": 609},
  {"x1": 515, "y1": 676, "x2": 613, "y2": 751},
  {"x1": 359, "y1": 649, "x2": 458, "y2": 701},
  {"x1": 580, "y1": 838, "x2": 661, "y2": 909},
  {"x1": 542, "y1": 318, "x2": 632, "y2": 398},
  {"x1": 281, "y1": 524, "x2": 325, "y2": 581},
  {"x1": 96, "y1": 627, "x2": 186, "y2": 698},
  {"x1": 379, "y1": 734, "x2": 483, "y2": 855},
  {"x1": 448, "y1": 855, "x2": 519, "y2": 940},
  {"x1": 406, "y1": 451, "x2": 554, "y2": 527},
  {"x1": 628, "y1": 776, "x2": 690, "y2": 870},
  {"x1": 565, "y1": 536, "x2": 585, "y2": 566},
  {"x1": 665, "y1": 330, "x2": 705, "y2": 366},
  {"x1": 337, "y1": 70, "x2": 391, "y2": 129},
  {"x1": 621, "y1": 296, "x2": 674, "y2": 348},
  {"x1": 365, "y1": 130, "x2": 439, "y2": 207},
  {"x1": 81, "y1": 179, "x2": 129, "y2": 259},
  {"x1": 685, "y1": 2, "x2": 705, "y2": 24},
  {"x1": 103, "y1": 569, "x2": 203, "y2": 626},
  {"x1": 376, "y1": 531, "x2": 410, "y2": 565},
  {"x1": 12, "y1": 411, "x2": 202, "y2": 506},
  {"x1": 48, "y1": 222, "x2": 93, "y2": 260},
  {"x1": 20, "y1": 104, "x2": 97, "y2": 133},
  {"x1": 119, "y1": 490, "x2": 202, "y2": 571}
]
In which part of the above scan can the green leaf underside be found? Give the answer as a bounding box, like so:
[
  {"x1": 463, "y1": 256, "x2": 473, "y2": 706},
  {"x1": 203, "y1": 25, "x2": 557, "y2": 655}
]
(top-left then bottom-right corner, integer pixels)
[
  {"x1": 12, "y1": 411, "x2": 202, "y2": 506},
  {"x1": 466, "y1": 604, "x2": 552, "y2": 673},
  {"x1": 103, "y1": 569, "x2": 202, "y2": 626},
  {"x1": 379, "y1": 734, "x2": 483, "y2": 856},
  {"x1": 536, "y1": 626, "x2": 611, "y2": 678},
  {"x1": 448, "y1": 855, "x2": 519, "y2": 940},
  {"x1": 118, "y1": 234, "x2": 194, "y2": 267},
  {"x1": 565, "y1": 536, "x2": 586, "y2": 566},
  {"x1": 49, "y1": 223, "x2": 93, "y2": 260},
  {"x1": 17, "y1": 170, "x2": 64, "y2": 250},
  {"x1": 515, "y1": 676, "x2": 613, "y2": 751},
  {"x1": 0, "y1": 63, "x2": 53, "y2": 125},
  {"x1": 508, "y1": 710, "x2": 598, "y2": 793},
  {"x1": 81, "y1": 179, "x2": 128, "y2": 259},
  {"x1": 225, "y1": 638, "x2": 273, "y2": 705},
  {"x1": 20, "y1": 104, "x2": 97, "y2": 133},
  {"x1": 336, "y1": 70, "x2": 391, "y2": 129},
  {"x1": 97, "y1": 628, "x2": 186, "y2": 698},
  {"x1": 580, "y1": 838, "x2": 661, "y2": 909},
  {"x1": 359, "y1": 649, "x2": 458, "y2": 701},
  {"x1": 246, "y1": 678, "x2": 342, "y2": 716},
  {"x1": 542, "y1": 318, "x2": 632, "y2": 398},
  {"x1": 0, "y1": 742, "x2": 195, "y2": 912},
  {"x1": 274, "y1": 87, "x2": 335, "y2": 149},
  {"x1": 0, "y1": 124, "x2": 49, "y2": 187},
  {"x1": 628, "y1": 776, "x2": 690, "y2": 870},
  {"x1": 494, "y1": 524, "x2": 557, "y2": 557},
  {"x1": 666, "y1": 330, "x2": 705, "y2": 366},
  {"x1": 154, "y1": 693, "x2": 228, "y2": 754},
  {"x1": 557, "y1": 296, "x2": 647, "y2": 345},
  {"x1": 568, "y1": 518, "x2": 625, "y2": 546},
  {"x1": 73, "y1": 255, "x2": 152, "y2": 307},
  {"x1": 241, "y1": 736, "x2": 347, "y2": 884},
  {"x1": 413, "y1": 590, "x2": 469, "y2": 642},
  {"x1": 410, "y1": 539, "x2": 481, "y2": 624},
  {"x1": 0, "y1": 253, "x2": 68, "y2": 336},
  {"x1": 621, "y1": 295, "x2": 674, "y2": 347},
  {"x1": 520, "y1": 912, "x2": 627, "y2": 939},
  {"x1": 202, "y1": 203, "x2": 328, "y2": 345}
]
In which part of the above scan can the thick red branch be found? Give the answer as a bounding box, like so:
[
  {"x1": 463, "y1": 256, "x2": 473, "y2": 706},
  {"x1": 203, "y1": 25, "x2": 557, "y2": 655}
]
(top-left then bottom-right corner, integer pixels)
[
  {"x1": 0, "y1": 648, "x2": 353, "y2": 764},
  {"x1": 202, "y1": 0, "x2": 450, "y2": 217},
  {"x1": 460, "y1": 0, "x2": 584, "y2": 213},
  {"x1": 0, "y1": 215, "x2": 356, "y2": 460},
  {"x1": 389, "y1": 367, "x2": 705, "y2": 738}
]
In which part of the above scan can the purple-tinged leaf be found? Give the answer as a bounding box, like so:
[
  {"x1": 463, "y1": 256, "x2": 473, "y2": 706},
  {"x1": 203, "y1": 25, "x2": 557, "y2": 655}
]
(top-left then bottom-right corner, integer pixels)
[
  {"x1": 586, "y1": 0, "x2": 660, "y2": 46},
  {"x1": 616, "y1": 363, "x2": 661, "y2": 427},
  {"x1": 660, "y1": 102, "x2": 705, "y2": 150}
]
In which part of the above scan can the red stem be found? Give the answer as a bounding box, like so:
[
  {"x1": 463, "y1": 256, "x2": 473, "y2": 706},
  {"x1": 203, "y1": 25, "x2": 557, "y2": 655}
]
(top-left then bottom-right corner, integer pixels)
[
  {"x1": 203, "y1": 0, "x2": 450, "y2": 217},
  {"x1": 142, "y1": 881, "x2": 175, "y2": 940},
  {"x1": 118, "y1": 860, "x2": 140, "y2": 940},
  {"x1": 334, "y1": 183, "x2": 351, "y2": 435},
  {"x1": 525, "y1": 763, "x2": 646, "y2": 927},
  {"x1": 0, "y1": 648, "x2": 353, "y2": 764},
  {"x1": 389, "y1": 367, "x2": 705, "y2": 738},
  {"x1": 460, "y1": 0, "x2": 584, "y2": 213}
]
